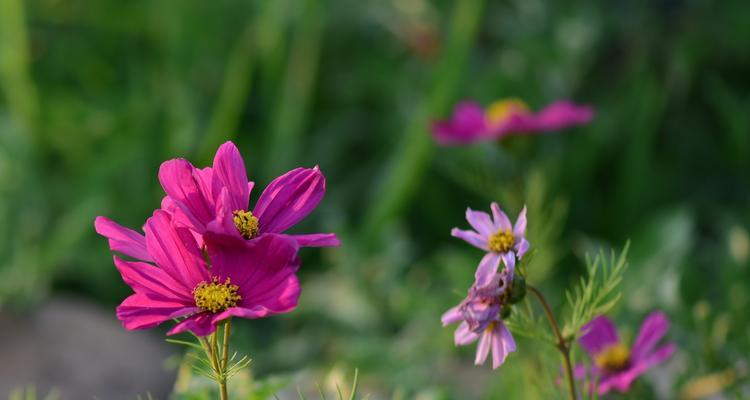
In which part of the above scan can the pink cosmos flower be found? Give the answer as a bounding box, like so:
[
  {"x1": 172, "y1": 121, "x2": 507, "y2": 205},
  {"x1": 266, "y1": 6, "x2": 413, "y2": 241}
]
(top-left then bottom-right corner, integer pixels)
[
  {"x1": 160, "y1": 141, "x2": 339, "y2": 248},
  {"x1": 113, "y1": 210, "x2": 301, "y2": 336},
  {"x1": 576, "y1": 312, "x2": 676, "y2": 395},
  {"x1": 442, "y1": 269, "x2": 517, "y2": 369},
  {"x1": 432, "y1": 98, "x2": 594, "y2": 145},
  {"x1": 451, "y1": 202, "x2": 529, "y2": 287},
  {"x1": 95, "y1": 141, "x2": 339, "y2": 259}
]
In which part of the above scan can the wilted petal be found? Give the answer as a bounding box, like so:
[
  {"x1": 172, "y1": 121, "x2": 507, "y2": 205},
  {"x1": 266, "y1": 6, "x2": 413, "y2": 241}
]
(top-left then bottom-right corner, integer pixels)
[
  {"x1": 254, "y1": 167, "x2": 326, "y2": 234},
  {"x1": 94, "y1": 216, "x2": 152, "y2": 262},
  {"x1": 441, "y1": 305, "x2": 463, "y2": 326},
  {"x1": 454, "y1": 322, "x2": 479, "y2": 345}
]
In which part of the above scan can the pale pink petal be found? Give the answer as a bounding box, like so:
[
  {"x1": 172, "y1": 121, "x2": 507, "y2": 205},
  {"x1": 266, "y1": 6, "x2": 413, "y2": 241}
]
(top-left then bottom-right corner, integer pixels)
[
  {"x1": 490, "y1": 202, "x2": 512, "y2": 231},
  {"x1": 451, "y1": 228, "x2": 489, "y2": 250},
  {"x1": 491, "y1": 322, "x2": 516, "y2": 369},
  {"x1": 212, "y1": 141, "x2": 249, "y2": 212},
  {"x1": 454, "y1": 322, "x2": 479, "y2": 345},
  {"x1": 474, "y1": 330, "x2": 492, "y2": 365},
  {"x1": 94, "y1": 216, "x2": 152, "y2": 262},
  {"x1": 515, "y1": 238, "x2": 530, "y2": 259},
  {"x1": 501, "y1": 252, "x2": 516, "y2": 275},
  {"x1": 474, "y1": 253, "x2": 502, "y2": 287},
  {"x1": 465, "y1": 208, "x2": 495, "y2": 236},
  {"x1": 253, "y1": 167, "x2": 326, "y2": 233},
  {"x1": 513, "y1": 206, "x2": 527, "y2": 236},
  {"x1": 441, "y1": 306, "x2": 463, "y2": 326}
]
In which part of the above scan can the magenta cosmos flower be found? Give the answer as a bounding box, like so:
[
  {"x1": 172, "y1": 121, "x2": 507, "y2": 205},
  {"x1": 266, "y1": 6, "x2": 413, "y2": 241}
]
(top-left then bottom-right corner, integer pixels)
[
  {"x1": 160, "y1": 141, "x2": 339, "y2": 248},
  {"x1": 577, "y1": 312, "x2": 676, "y2": 395},
  {"x1": 95, "y1": 141, "x2": 339, "y2": 260},
  {"x1": 451, "y1": 202, "x2": 529, "y2": 287},
  {"x1": 432, "y1": 98, "x2": 593, "y2": 145},
  {"x1": 442, "y1": 269, "x2": 517, "y2": 369},
  {"x1": 113, "y1": 210, "x2": 301, "y2": 336}
]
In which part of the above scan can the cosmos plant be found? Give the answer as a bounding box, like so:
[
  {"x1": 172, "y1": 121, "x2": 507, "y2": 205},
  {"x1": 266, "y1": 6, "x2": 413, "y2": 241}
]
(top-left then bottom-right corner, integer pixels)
[
  {"x1": 96, "y1": 141, "x2": 338, "y2": 399},
  {"x1": 441, "y1": 202, "x2": 673, "y2": 399}
]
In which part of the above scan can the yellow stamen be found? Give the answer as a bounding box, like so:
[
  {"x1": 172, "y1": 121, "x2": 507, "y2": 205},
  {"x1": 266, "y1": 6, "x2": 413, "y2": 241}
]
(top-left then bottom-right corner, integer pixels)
[
  {"x1": 488, "y1": 230, "x2": 515, "y2": 253},
  {"x1": 486, "y1": 98, "x2": 529, "y2": 125},
  {"x1": 232, "y1": 210, "x2": 259, "y2": 239},
  {"x1": 595, "y1": 343, "x2": 631, "y2": 371},
  {"x1": 193, "y1": 277, "x2": 241, "y2": 313}
]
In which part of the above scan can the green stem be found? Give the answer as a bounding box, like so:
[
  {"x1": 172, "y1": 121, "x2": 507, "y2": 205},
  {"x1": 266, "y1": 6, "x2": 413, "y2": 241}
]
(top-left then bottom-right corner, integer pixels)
[
  {"x1": 528, "y1": 285, "x2": 577, "y2": 400},
  {"x1": 199, "y1": 334, "x2": 227, "y2": 400},
  {"x1": 222, "y1": 319, "x2": 232, "y2": 371}
]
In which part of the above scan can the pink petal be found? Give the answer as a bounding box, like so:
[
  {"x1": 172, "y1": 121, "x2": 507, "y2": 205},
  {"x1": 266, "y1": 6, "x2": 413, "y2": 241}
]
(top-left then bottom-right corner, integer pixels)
[
  {"x1": 451, "y1": 228, "x2": 489, "y2": 250},
  {"x1": 205, "y1": 187, "x2": 248, "y2": 245},
  {"x1": 113, "y1": 256, "x2": 194, "y2": 302},
  {"x1": 205, "y1": 233, "x2": 300, "y2": 312},
  {"x1": 212, "y1": 141, "x2": 250, "y2": 212},
  {"x1": 432, "y1": 101, "x2": 491, "y2": 145},
  {"x1": 441, "y1": 305, "x2": 462, "y2": 326},
  {"x1": 501, "y1": 252, "x2": 516, "y2": 275},
  {"x1": 144, "y1": 210, "x2": 210, "y2": 290},
  {"x1": 630, "y1": 311, "x2": 670, "y2": 361},
  {"x1": 579, "y1": 316, "x2": 620, "y2": 357},
  {"x1": 474, "y1": 329, "x2": 492, "y2": 365},
  {"x1": 253, "y1": 167, "x2": 326, "y2": 234},
  {"x1": 465, "y1": 208, "x2": 495, "y2": 236},
  {"x1": 491, "y1": 322, "x2": 516, "y2": 369},
  {"x1": 474, "y1": 253, "x2": 502, "y2": 288},
  {"x1": 167, "y1": 313, "x2": 217, "y2": 337},
  {"x1": 513, "y1": 206, "x2": 527, "y2": 237},
  {"x1": 288, "y1": 233, "x2": 340, "y2": 247},
  {"x1": 643, "y1": 343, "x2": 676, "y2": 368},
  {"x1": 490, "y1": 202, "x2": 512, "y2": 231},
  {"x1": 158, "y1": 158, "x2": 215, "y2": 231},
  {"x1": 515, "y1": 238, "x2": 530, "y2": 259},
  {"x1": 117, "y1": 294, "x2": 196, "y2": 330},
  {"x1": 454, "y1": 322, "x2": 479, "y2": 345},
  {"x1": 495, "y1": 101, "x2": 594, "y2": 137},
  {"x1": 94, "y1": 216, "x2": 152, "y2": 262}
]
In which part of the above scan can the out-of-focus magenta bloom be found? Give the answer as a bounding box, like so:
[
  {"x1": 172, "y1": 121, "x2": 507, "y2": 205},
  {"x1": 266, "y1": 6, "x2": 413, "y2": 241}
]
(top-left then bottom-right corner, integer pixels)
[
  {"x1": 113, "y1": 210, "x2": 301, "y2": 336},
  {"x1": 432, "y1": 98, "x2": 594, "y2": 145},
  {"x1": 442, "y1": 269, "x2": 517, "y2": 369},
  {"x1": 577, "y1": 312, "x2": 676, "y2": 395},
  {"x1": 451, "y1": 202, "x2": 529, "y2": 287},
  {"x1": 157, "y1": 141, "x2": 339, "y2": 248}
]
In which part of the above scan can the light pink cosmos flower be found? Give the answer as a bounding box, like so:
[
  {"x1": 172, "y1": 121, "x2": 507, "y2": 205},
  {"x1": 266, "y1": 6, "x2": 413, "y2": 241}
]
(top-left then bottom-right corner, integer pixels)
[
  {"x1": 451, "y1": 202, "x2": 529, "y2": 287},
  {"x1": 95, "y1": 141, "x2": 339, "y2": 260},
  {"x1": 113, "y1": 210, "x2": 301, "y2": 336},
  {"x1": 576, "y1": 312, "x2": 676, "y2": 395},
  {"x1": 432, "y1": 98, "x2": 594, "y2": 145},
  {"x1": 442, "y1": 269, "x2": 517, "y2": 369}
]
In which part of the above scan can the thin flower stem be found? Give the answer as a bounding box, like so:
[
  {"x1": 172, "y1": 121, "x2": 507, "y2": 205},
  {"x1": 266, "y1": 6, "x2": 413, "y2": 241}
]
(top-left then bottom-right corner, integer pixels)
[
  {"x1": 200, "y1": 334, "x2": 228, "y2": 400},
  {"x1": 222, "y1": 319, "x2": 232, "y2": 373},
  {"x1": 528, "y1": 285, "x2": 578, "y2": 400}
]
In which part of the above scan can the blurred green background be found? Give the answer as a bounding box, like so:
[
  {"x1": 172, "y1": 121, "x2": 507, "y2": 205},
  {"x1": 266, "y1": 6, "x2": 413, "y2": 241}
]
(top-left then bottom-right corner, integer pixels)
[{"x1": 1, "y1": 0, "x2": 749, "y2": 398}]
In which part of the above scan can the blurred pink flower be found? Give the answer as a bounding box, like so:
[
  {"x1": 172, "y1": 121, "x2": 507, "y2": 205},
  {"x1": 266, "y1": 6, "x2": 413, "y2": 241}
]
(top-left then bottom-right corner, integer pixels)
[
  {"x1": 442, "y1": 269, "x2": 517, "y2": 369},
  {"x1": 432, "y1": 98, "x2": 594, "y2": 145},
  {"x1": 576, "y1": 312, "x2": 676, "y2": 395},
  {"x1": 451, "y1": 202, "x2": 529, "y2": 287},
  {"x1": 113, "y1": 210, "x2": 301, "y2": 336}
]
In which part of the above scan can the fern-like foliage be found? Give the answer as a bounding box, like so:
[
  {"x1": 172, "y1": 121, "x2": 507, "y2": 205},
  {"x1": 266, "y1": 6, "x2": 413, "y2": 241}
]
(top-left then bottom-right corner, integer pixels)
[{"x1": 561, "y1": 242, "x2": 630, "y2": 340}]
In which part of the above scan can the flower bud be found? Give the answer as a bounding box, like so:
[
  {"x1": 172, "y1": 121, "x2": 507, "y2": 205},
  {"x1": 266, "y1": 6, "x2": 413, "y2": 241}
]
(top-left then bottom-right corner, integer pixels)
[{"x1": 508, "y1": 274, "x2": 526, "y2": 304}]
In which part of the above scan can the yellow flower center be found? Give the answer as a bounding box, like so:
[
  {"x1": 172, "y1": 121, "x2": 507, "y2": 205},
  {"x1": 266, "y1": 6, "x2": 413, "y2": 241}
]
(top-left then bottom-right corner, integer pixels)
[
  {"x1": 193, "y1": 277, "x2": 241, "y2": 313},
  {"x1": 595, "y1": 343, "x2": 631, "y2": 371},
  {"x1": 486, "y1": 98, "x2": 529, "y2": 125},
  {"x1": 233, "y1": 210, "x2": 259, "y2": 239},
  {"x1": 488, "y1": 230, "x2": 515, "y2": 253}
]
